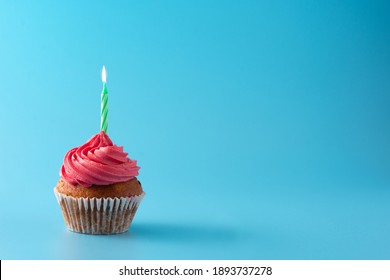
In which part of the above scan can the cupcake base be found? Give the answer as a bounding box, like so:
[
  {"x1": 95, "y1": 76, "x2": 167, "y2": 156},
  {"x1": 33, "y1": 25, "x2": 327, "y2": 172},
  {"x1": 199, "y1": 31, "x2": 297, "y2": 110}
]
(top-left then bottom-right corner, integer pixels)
[{"x1": 54, "y1": 188, "x2": 145, "y2": 234}]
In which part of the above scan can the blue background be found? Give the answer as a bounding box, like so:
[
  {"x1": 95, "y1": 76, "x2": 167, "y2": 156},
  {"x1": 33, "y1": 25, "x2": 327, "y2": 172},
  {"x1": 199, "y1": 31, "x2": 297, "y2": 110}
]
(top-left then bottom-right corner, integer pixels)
[{"x1": 0, "y1": 0, "x2": 389, "y2": 259}]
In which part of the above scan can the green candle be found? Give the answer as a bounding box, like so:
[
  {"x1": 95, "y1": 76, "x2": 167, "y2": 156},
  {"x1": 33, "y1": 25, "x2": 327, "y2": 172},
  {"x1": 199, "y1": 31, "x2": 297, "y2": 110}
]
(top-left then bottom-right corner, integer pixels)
[{"x1": 100, "y1": 66, "x2": 108, "y2": 133}]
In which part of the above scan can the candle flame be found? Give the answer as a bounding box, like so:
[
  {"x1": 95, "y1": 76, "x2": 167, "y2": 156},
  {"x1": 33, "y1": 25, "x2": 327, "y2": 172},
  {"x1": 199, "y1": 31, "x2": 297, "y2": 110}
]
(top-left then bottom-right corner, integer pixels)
[{"x1": 102, "y1": 66, "x2": 107, "y2": 83}]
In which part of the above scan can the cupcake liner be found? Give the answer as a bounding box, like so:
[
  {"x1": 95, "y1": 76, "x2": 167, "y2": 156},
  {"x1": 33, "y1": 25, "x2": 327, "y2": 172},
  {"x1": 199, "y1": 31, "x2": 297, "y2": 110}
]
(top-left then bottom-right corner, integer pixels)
[{"x1": 54, "y1": 188, "x2": 145, "y2": 234}]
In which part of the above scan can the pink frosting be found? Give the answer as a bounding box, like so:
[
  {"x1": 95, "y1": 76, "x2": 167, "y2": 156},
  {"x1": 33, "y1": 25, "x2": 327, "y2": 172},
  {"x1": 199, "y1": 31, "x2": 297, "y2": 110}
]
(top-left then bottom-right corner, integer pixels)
[{"x1": 60, "y1": 131, "x2": 140, "y2": 187}]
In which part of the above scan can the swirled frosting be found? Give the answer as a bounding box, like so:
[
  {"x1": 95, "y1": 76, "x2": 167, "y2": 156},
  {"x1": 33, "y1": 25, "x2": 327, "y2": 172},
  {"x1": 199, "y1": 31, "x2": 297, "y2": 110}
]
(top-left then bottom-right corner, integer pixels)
[{"x1": 60, "y1": 131, "x2": 140, "y2": 187}]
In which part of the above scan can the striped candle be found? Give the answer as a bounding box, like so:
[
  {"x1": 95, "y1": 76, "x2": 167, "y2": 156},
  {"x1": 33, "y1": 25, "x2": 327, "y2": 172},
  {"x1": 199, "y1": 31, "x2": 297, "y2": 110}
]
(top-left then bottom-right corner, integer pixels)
[{"x1": 100, "y1": 66, "x2": 108, "y2": 133}]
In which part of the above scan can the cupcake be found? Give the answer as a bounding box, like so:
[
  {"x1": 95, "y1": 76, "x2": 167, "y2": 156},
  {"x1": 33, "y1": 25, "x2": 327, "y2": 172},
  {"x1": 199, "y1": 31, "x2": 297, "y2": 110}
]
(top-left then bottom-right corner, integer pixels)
[{"x1": 54, "y1": 131, "x2": 145, "y2": 234}]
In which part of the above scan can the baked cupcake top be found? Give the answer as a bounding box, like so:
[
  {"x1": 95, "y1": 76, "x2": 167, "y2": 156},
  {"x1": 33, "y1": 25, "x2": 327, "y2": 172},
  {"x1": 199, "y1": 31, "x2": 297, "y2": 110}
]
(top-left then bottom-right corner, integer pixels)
[{"x1": 60, "y1": 131, "x2": 140, "y2": 187}]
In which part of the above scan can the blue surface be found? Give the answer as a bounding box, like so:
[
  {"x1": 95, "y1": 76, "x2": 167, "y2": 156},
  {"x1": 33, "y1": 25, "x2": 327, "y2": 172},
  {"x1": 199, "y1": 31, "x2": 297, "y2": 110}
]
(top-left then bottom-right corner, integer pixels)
[{"x1": 0, "y1": 0, "x2": 389, "y2": 259}]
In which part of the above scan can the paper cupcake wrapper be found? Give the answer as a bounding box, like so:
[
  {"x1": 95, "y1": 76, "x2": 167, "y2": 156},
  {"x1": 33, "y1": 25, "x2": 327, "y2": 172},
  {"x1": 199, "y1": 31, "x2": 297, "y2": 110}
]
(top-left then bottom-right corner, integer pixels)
[{"x1": 54, "y1": 188, "x2": 145, "y2": 235}]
